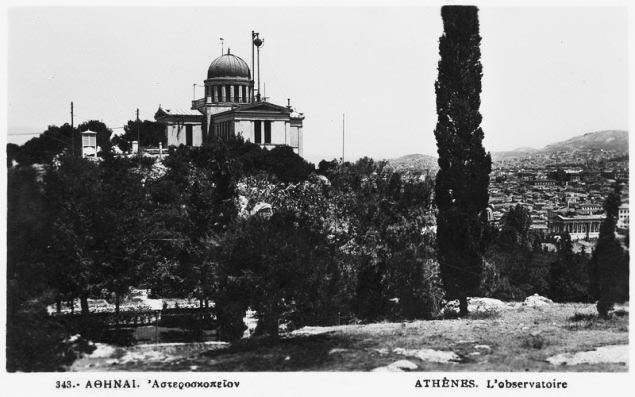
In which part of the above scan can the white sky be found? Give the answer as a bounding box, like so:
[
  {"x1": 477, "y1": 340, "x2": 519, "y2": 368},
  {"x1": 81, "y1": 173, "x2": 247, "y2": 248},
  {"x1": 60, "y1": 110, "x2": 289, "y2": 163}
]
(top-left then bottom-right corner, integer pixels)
[{"x1": 6, "y1": 6, "x2": 628, "y2": 163}]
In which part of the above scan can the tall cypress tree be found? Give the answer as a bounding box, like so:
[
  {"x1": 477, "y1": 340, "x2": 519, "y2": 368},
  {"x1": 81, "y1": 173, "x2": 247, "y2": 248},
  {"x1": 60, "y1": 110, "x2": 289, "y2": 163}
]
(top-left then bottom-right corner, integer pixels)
[
  {"x1": 591, "y1": 183, "x2": 628, "y2": 317},
  {"x1": 433, "y1": 5, "x2": 491, "y2": 316}
]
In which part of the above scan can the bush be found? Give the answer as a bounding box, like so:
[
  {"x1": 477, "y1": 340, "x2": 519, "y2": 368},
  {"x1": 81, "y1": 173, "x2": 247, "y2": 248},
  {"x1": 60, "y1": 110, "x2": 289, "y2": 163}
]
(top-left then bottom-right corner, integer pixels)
[
  {"x1": 520, "y1": 333, "x2": 547, "y2": 349},
  {"x1": 6, "y1": 298, "x2": 89, "y2": 372},
  {"x1": 216, "y1": 301, "x2": 248, "y2": 342},
  {"x1": 569, "y1": 312, "x2": 596, "y2": 322}
]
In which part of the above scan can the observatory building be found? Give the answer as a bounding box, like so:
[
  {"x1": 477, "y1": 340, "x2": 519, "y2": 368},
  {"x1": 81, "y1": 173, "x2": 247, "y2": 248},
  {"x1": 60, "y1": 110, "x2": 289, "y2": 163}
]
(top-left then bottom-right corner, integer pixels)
[{"x1": 155, "y1": 33, "x2": 305, "y2": 156}]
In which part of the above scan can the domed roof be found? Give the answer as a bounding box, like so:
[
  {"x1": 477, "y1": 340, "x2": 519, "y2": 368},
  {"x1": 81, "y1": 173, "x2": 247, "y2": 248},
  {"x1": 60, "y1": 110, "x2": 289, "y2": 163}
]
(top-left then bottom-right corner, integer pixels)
[{"x1": 207, "y1": 52, "x2": 251, "y2": 79}]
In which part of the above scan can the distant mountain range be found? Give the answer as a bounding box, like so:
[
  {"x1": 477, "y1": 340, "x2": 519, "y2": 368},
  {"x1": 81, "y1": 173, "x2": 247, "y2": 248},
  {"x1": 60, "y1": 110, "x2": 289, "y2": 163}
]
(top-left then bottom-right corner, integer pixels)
[
  {"x1": 493, "y1": 130, "x2": 628, "y2": 160},
  {"x1": 543, "y1": 130, "x2": 628, "y2": 153},
  {"x1": 389, "y1": 130, "x2": 628, "y2": 172}
]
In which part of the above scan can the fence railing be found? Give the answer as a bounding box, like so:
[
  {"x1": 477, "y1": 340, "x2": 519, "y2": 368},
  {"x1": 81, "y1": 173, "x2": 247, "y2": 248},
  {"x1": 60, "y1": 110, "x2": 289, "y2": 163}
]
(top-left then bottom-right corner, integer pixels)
[{"x1": 51, "y1": 308, "x2": 217, "y2": 329}]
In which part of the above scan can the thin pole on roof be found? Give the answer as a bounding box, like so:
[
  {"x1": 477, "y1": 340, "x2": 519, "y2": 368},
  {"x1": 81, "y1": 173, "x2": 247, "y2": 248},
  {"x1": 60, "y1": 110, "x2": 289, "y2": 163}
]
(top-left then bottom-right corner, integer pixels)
[{"x1": 251, "y1": 31, "x2": 256, "y2": 103}]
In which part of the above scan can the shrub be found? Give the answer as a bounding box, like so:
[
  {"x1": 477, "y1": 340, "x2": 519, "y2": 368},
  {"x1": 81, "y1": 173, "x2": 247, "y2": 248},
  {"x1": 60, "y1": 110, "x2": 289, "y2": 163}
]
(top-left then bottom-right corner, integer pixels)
[
  {"x1": 520, "y1": 333, "x2": 547, "y2": 349},
  {"x1": 569, "y1": 312, "x2": 596, "y2": 322}
]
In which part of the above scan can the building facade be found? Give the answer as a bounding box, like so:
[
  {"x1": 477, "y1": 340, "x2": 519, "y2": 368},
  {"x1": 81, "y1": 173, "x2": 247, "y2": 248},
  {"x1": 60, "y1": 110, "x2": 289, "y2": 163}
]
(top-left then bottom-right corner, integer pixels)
[
  {"x1": 81, "y1": 130, "x2": 98, "y2": 159},
  {"x1": 155, "y1": 49, "x2": 305, "y2": 156},
  {"x1": 618, "y1": 202, "x2": 629, "y2": 230},
  {"x1": 548, "y1": 214, "x2": 606, "y2": 241}
]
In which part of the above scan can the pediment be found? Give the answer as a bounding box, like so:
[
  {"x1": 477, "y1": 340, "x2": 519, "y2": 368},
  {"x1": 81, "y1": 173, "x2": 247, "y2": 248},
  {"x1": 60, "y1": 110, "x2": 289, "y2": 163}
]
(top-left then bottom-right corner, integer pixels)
[{"x1": 235, "y1": 102, "x2": 290, "y2": 113}]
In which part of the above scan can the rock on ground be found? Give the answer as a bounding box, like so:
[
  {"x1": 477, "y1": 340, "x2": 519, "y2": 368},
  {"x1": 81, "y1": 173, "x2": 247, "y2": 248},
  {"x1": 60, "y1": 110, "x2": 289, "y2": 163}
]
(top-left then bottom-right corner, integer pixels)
[
  {"x1": 389, "y1": 360, "x2": 419, "y2": 370},
  {"x1": 371, "y1": 360, "x2": 419, "y2": 372},
  {"x1": 328, "y1": 348, "x2": 349, "y2": 355},
  {"x1": 523, "y1": 294, "x2": 554, "y2": 307},
  {"x1": 444, "y1": 297, "x2": 507, "y2": 314},
  {"x1": 474, "y1": 344, "x2": 491, "y2": 352},
  {"x1": 546, "y1": 345, "x2": 628, "y2": 366},
  {"x1": 371, "y1": 365, "x2": 402, "y2": 372},
  {"x1": 393, "y1": 347, "x2": 460, "y2": 363},
  {"x1": 89, "y1": 343, "x2": 117, "y2": 358}
]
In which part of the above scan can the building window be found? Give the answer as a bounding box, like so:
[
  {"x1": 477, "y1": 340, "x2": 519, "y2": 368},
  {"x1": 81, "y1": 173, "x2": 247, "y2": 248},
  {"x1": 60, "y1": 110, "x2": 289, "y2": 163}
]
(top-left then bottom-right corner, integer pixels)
[
  {"x1": 242, "y1": 86, "x2": 247, "y2": 102},
  {"x1": 254, "y1": 120, "x2": 262, "y2": 143},
  {"x1": 186, "y1": 125, "x2": 193, "y2": 146},
  {"x1": 82, "y1": 135, "x2": 96, "y2": 146},
  {"x1": 264, "y1": 121, "x2": 271, "y2": 143},
  {"x1": 234, "y1": 85, "x2": 240, "y2": 102}
]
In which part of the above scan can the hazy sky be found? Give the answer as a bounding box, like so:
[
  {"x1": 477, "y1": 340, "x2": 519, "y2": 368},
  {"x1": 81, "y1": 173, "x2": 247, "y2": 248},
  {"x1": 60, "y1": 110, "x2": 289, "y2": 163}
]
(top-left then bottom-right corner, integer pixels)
[{"x1": 7, "y1": 6, "x2": 628, "y2": 162}]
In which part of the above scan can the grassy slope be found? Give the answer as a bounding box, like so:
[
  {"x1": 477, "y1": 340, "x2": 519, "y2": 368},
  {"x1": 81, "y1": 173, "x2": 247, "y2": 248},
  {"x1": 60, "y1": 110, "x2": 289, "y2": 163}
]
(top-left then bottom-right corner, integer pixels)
[{"x1": 73, "y1": 303, "x2": 628, "y2": 372}]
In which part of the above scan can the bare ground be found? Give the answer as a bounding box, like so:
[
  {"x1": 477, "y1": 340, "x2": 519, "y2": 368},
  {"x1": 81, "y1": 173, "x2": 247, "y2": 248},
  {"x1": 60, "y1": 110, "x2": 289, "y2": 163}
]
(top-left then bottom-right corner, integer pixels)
[{"x1": 70, "y1": 303, "x2": 628, "y2": 372}]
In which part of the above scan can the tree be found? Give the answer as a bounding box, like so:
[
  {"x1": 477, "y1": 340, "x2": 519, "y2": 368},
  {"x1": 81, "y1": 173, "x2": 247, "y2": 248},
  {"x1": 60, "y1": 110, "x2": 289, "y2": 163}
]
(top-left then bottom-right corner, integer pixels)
[
  {"x1": 15, "y1": 124, "x2": 79, "y2": 165},
  {"x1": 12, "y1": 120, "x2": 114, "y2": 166},
  {"x1": 113, "y1": 119, "x2": 166, "y2": 152},
  {"x1": 92, "y1": 153, "x2": 148, "y2": 314},
  {"x1": 549, "y1": 232, "x2": 590, "y2": 302},
  {"x1": 220, "y1": 210, "x2": 334, "y2": 337},
  {"x1": 433, "y1": 5, "x2": 492, "y2": 316},
  {"x1": 590, "y1": 183, "x2": 629, "y2": 317},
  {"x1": 7, "y1": 143, "x2": 21, "y2": 167},
  {"x1": 144, "y1": 143, "x2": 239, "y2": 311},
  {"x1": 43, "y1": 155, "x2": 102, "y2": 315},
  {"x1": 498, "y1": 204, "x2": 532, "y2": 250}
]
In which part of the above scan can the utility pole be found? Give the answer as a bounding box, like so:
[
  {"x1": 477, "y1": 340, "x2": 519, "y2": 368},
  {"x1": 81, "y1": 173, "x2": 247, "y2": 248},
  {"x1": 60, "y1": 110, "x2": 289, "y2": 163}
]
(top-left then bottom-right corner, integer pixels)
[
  {"x1": 71, "y1": 101, "x2": 74, "y2": 156},
  {"x1": 136, "y1": 108, "x2": 140, "y2": 156},
  {"x1": 342, "y1": 113, "x2": 345, "y2": 163}
]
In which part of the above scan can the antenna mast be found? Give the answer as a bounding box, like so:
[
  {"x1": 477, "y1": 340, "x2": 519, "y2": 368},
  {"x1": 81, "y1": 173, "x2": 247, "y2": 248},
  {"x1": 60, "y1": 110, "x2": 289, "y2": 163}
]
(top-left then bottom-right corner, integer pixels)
[
  {"x1": 252, "y1": 32, "x2": 263, "y2": 102},
  {"x1": 251, "y1": 31, "x2": 255, "y2": 102}
]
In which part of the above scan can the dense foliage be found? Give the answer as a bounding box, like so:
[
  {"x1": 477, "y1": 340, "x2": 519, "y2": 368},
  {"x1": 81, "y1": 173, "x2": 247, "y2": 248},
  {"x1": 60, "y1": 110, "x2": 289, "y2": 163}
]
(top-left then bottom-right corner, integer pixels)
[
  {"x1": 8, "y1": 121, "x2": 113, "y2": 166},
  {"x1": 7, "y1": 136, "x2": 443, "y2": 369},
  {"x1": 7, "y1": 125, "x2": 625, "y2": 370},
  {"x1": 112, "y1": 120, "x2": 166, "y2": 152}
]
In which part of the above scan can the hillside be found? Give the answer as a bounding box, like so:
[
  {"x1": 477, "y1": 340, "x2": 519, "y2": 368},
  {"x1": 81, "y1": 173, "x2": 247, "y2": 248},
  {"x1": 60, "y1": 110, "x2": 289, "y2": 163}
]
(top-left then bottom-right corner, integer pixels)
[
  {"x1": 492, "y1": 130, "x2": 628, "y2": 160},
  {"x1": 543, "y1": 130, "x2": 628, "y2": 153},
  {"x1": 70, "y1": 302, "x2": 628, "y2": 372},
  {"x1": 388, "y1": 153, "x2": 438, "y2": 174}
]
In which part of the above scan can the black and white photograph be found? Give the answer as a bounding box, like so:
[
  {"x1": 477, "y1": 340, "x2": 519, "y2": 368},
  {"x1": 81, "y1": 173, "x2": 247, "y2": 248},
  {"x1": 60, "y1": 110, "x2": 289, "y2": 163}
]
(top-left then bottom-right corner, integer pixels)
[{"x1": 1, "y1": 0, "x2": 632, "y2": 394}]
